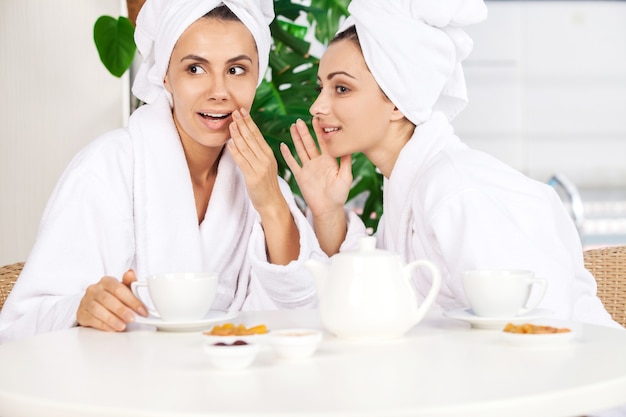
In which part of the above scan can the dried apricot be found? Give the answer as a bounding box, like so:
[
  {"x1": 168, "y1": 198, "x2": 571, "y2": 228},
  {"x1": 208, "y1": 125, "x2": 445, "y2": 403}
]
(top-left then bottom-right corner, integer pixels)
[
  {"x1": 204, "y1": 323, "x2": 268, "y2": 336},
  {"x1": 502, "y1": 323, "x2": 570, "y2": 334}
]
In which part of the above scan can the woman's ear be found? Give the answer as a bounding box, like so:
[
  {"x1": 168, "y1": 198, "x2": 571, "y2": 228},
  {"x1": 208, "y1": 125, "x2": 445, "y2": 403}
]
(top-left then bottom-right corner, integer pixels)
[
  {"x1": 163, "y1": 75, "x2": 173, "y2": 94},
  {"x1": 390, "y1": 105, "x2": 406, "y2": 122}
]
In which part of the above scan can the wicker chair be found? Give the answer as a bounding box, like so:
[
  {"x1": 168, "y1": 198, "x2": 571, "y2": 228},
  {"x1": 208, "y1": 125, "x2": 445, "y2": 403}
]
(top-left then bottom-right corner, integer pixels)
[
  {"x1": 0, "y1": 262, "x2": 24, "y2": 312},
  {"x1": 583, "y1": 246, "x2": 626, "y2": 328}
]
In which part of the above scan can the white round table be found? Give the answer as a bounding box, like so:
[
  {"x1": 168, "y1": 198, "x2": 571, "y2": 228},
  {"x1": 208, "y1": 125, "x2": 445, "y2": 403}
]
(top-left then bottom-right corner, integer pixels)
[{"x1": 0, "y1": 309, "x2": 625, "y2": 417}]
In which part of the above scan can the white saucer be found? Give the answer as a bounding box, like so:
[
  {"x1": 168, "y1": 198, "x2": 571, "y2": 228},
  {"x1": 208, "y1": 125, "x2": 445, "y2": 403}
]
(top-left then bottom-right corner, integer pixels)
[
  {"x1": 134, "y1": 310, "x2": 238, "y2": 332},
  {"x1": 443, "y1": 308, "x2": 553, "y2": 330}
]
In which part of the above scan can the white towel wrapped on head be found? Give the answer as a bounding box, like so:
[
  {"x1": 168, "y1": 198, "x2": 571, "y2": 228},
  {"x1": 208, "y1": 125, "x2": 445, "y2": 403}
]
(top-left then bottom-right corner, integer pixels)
[
  {"x1": 133, "y1": 0, "x2": 274, "y2": 104},
  {"x1": 338, "y1": 0, "x2": 488, "y2": 125}
]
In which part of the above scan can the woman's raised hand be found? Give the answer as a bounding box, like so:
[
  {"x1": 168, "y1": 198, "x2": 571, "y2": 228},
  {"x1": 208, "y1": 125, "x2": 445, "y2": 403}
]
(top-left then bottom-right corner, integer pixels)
[
  {"x1": 76, "y1": 269, "x2": 147, "y2": 332},
  {"x1": 281, "y1": 117, "x2": 352, "y2": 255},
  {"x1": 227, "y1": 108, "x2": 300, "y2": 265},
  {"x1": 227, "y1": 108, "x2": 284, "y2": 212},
  {"x1": 282, "y1": 117, "x2": 352, "y2": 218}
]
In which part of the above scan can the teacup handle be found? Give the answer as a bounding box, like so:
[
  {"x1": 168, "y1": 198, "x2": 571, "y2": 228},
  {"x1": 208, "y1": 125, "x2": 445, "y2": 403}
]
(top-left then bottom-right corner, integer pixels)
[
  {"x1": 130, "y1": 281, "x2": 160, "y2": 318},
  {"x1": 403, "y1": 260, "x2": 442, "y2": 323},
  {"x1": 517, "y1": 278, "x2": 547, "y2": 316}
]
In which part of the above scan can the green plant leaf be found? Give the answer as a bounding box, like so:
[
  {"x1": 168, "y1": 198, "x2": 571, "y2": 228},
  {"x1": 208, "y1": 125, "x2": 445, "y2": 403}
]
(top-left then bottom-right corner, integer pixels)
[
  {"x1": 349, "y1": 153, "x2": 383, "y2": 230},
  {"x1": 274, "y1": 1, "x2": 306, "y2": 21},
  {"x1": 271, "y1": 20, "x2": 310, "y2": 56},
  {"x1": 307, "y1": 0, "x2": 350, "y2": 45},
  {"x1": 93, "y1": 16, "x2": 136, "y2": 78}
]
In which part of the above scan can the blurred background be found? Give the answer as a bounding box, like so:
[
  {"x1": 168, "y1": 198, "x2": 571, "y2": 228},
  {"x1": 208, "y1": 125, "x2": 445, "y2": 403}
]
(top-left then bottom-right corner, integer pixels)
[
  {"x1": 457, "y1": 1, "x2": 626, "y2": 249},
  {"x1": 1, "y1": 0, "x2": 625, "y2": 266}
]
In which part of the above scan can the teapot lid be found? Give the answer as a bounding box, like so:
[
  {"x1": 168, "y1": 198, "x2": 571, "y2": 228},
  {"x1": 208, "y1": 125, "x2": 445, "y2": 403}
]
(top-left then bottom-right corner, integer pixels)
[
  {"x1": 345, "y1": 236, "x2": 397, "y2": 258},
  {"x1": 328, "y1": 236, "x2": 400, "y2": 268},
  {"x1": 359, "y1": 236, "x2": 377, "y2": 252}
]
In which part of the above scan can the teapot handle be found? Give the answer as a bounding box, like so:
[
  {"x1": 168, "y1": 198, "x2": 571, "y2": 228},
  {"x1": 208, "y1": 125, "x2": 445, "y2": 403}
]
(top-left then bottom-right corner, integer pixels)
[{"x1": 403, "y1": 260, "x2": 442, "y2": 323}]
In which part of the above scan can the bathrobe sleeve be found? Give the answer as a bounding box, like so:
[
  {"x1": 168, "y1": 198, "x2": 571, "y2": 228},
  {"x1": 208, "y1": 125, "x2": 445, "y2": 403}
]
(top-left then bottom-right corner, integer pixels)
[
  {"x1": 304, "y1": 207, "x2": 368, "y2": 254},
  {"x1": 244, "y1": 178, "x2": 325, "y2": 309},
  {"x1": 0, "y1": 130, "x2": 136, "y2": 343},
  {"x1": 340, "y1": 210, "x2": 369, "y2": 252}
]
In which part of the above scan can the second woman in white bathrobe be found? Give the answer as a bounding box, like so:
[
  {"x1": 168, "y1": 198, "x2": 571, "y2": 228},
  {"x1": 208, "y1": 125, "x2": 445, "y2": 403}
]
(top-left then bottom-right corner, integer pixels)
[
  {"x1": 281, "y1": 0, "x2": 621, "y2": 329},
  {"x1": 0, "y1": 0, "x2": 324, "y2": 343}
]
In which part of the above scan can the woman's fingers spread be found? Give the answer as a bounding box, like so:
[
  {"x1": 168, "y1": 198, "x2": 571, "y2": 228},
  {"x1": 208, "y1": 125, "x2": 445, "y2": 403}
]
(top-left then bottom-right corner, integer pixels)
[
  {"x1": 296, "y1": 118, "x2": 320, "y2": 158},
  {"x1": 312, "y1": 117, "x2": 329, "y2": 155},
  {"x1": 290, "y1": 122, "x2": 310, "y2": 162},
  {"x1": 290, "y1": 119, "x2": 322, "y2": 163},
  {"x1": 281, "y1": 142, "x2": 301, "y2": 173}
]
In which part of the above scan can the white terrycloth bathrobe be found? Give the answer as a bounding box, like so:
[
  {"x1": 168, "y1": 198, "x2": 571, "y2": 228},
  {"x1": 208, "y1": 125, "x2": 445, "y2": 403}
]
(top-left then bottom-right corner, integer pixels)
[
  {"x1": 373, "y1": 112, "x2": 620, "y2": 328},
  {"x1": 0, "y1": 93, "x2": 321, "y2": 343},
  {"x1": 338, "y1": 0, "x2": 621, "y2": 330}
]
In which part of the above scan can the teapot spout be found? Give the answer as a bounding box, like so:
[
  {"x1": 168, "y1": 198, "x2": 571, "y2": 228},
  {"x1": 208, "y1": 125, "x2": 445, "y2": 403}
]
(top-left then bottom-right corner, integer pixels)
[{"x1": 304, "y1": 259, "x2": 329, "y2": 297}]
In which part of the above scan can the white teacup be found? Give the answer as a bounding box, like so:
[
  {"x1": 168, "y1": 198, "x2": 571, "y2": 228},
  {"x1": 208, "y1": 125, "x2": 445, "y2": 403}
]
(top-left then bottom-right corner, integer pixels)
[
  {"x1": 131, "y1": 272, "x2": 218, "y2": 321},
  {"x1": 462, "y1": 269, "x2": 547, "y2": 318}
]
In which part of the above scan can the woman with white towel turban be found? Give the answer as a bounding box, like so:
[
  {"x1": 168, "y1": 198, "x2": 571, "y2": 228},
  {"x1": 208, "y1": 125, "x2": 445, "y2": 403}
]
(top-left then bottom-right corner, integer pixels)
[
  {"x1": 282, "y1": 0, "x2": 622, "y2": 330},
  {"x1": 0, "y1": 0, "x2": 324, "y2": 343}
]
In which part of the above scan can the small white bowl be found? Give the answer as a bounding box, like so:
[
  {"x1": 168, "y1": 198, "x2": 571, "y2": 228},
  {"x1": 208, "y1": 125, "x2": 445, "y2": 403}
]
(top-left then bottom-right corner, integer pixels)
[
  {"x1": 202, "y1": 333, "x2": 268, "y2": 346},
  {"x1": 203, "y1": 341, "x2": 259, "y2": 370},
  {"x1": 268, "y1": 328, "x2": 323, "y2": 359}
]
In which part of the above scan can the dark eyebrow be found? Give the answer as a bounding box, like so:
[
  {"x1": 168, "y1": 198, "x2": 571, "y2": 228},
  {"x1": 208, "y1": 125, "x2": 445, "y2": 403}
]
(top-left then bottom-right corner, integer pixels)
[
  {"x1": 227, "y1": 54, "x2": 253, "y2": 65},
  {"x1": 326, "y1": 71, "x2": 356, "y2": 80},
  {"x1": 180, "y1": 54, "x2": 207, "y2": 63},
  {"x1": 179, "y1": 54, "x2": 253, "y2": 65}
]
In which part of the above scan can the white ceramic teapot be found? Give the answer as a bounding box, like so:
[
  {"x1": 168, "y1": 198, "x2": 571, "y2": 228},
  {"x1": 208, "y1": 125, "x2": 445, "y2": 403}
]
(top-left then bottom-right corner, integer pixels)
[{"x1": 305, "y1": 236, "x2": 441, "y2": 341}]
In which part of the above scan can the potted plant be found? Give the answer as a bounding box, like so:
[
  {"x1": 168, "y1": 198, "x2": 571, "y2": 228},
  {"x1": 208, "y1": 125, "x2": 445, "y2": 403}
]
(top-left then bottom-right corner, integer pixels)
[{"x1": 93, "y1": 0, "x2": 383, "y2": 232}]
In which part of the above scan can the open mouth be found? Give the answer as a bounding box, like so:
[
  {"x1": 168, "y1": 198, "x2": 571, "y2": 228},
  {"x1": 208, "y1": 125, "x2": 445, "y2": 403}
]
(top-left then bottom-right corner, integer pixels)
[
  {"x1": 199, "y1": 112, "x2": 232, "y2": 121},
  {"x1": 323, "y1": 127, "x2": 340, "y2": 133}
]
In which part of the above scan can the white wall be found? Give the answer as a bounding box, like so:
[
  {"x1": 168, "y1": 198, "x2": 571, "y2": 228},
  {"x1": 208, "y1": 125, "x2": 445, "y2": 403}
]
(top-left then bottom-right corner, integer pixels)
[
  {"x1": 0, "y1": 0, "x2": 126, "y2": 266},
  {"x1": 454, "y1": 1, "x2": 626, "y2": 188}
]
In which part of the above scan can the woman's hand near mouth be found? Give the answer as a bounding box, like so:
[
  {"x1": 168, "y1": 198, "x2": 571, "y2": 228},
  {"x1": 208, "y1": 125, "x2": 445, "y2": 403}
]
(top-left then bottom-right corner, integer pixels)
[
  {"x1": 228, "y1": 108, "x2": 300, "y2": 265},
  {"x1": 281, "y1": 117, "x2": 352, "y2": 256},
  {"x1": 228, "y1": 108, "x2": 282, "y2": 209}
]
